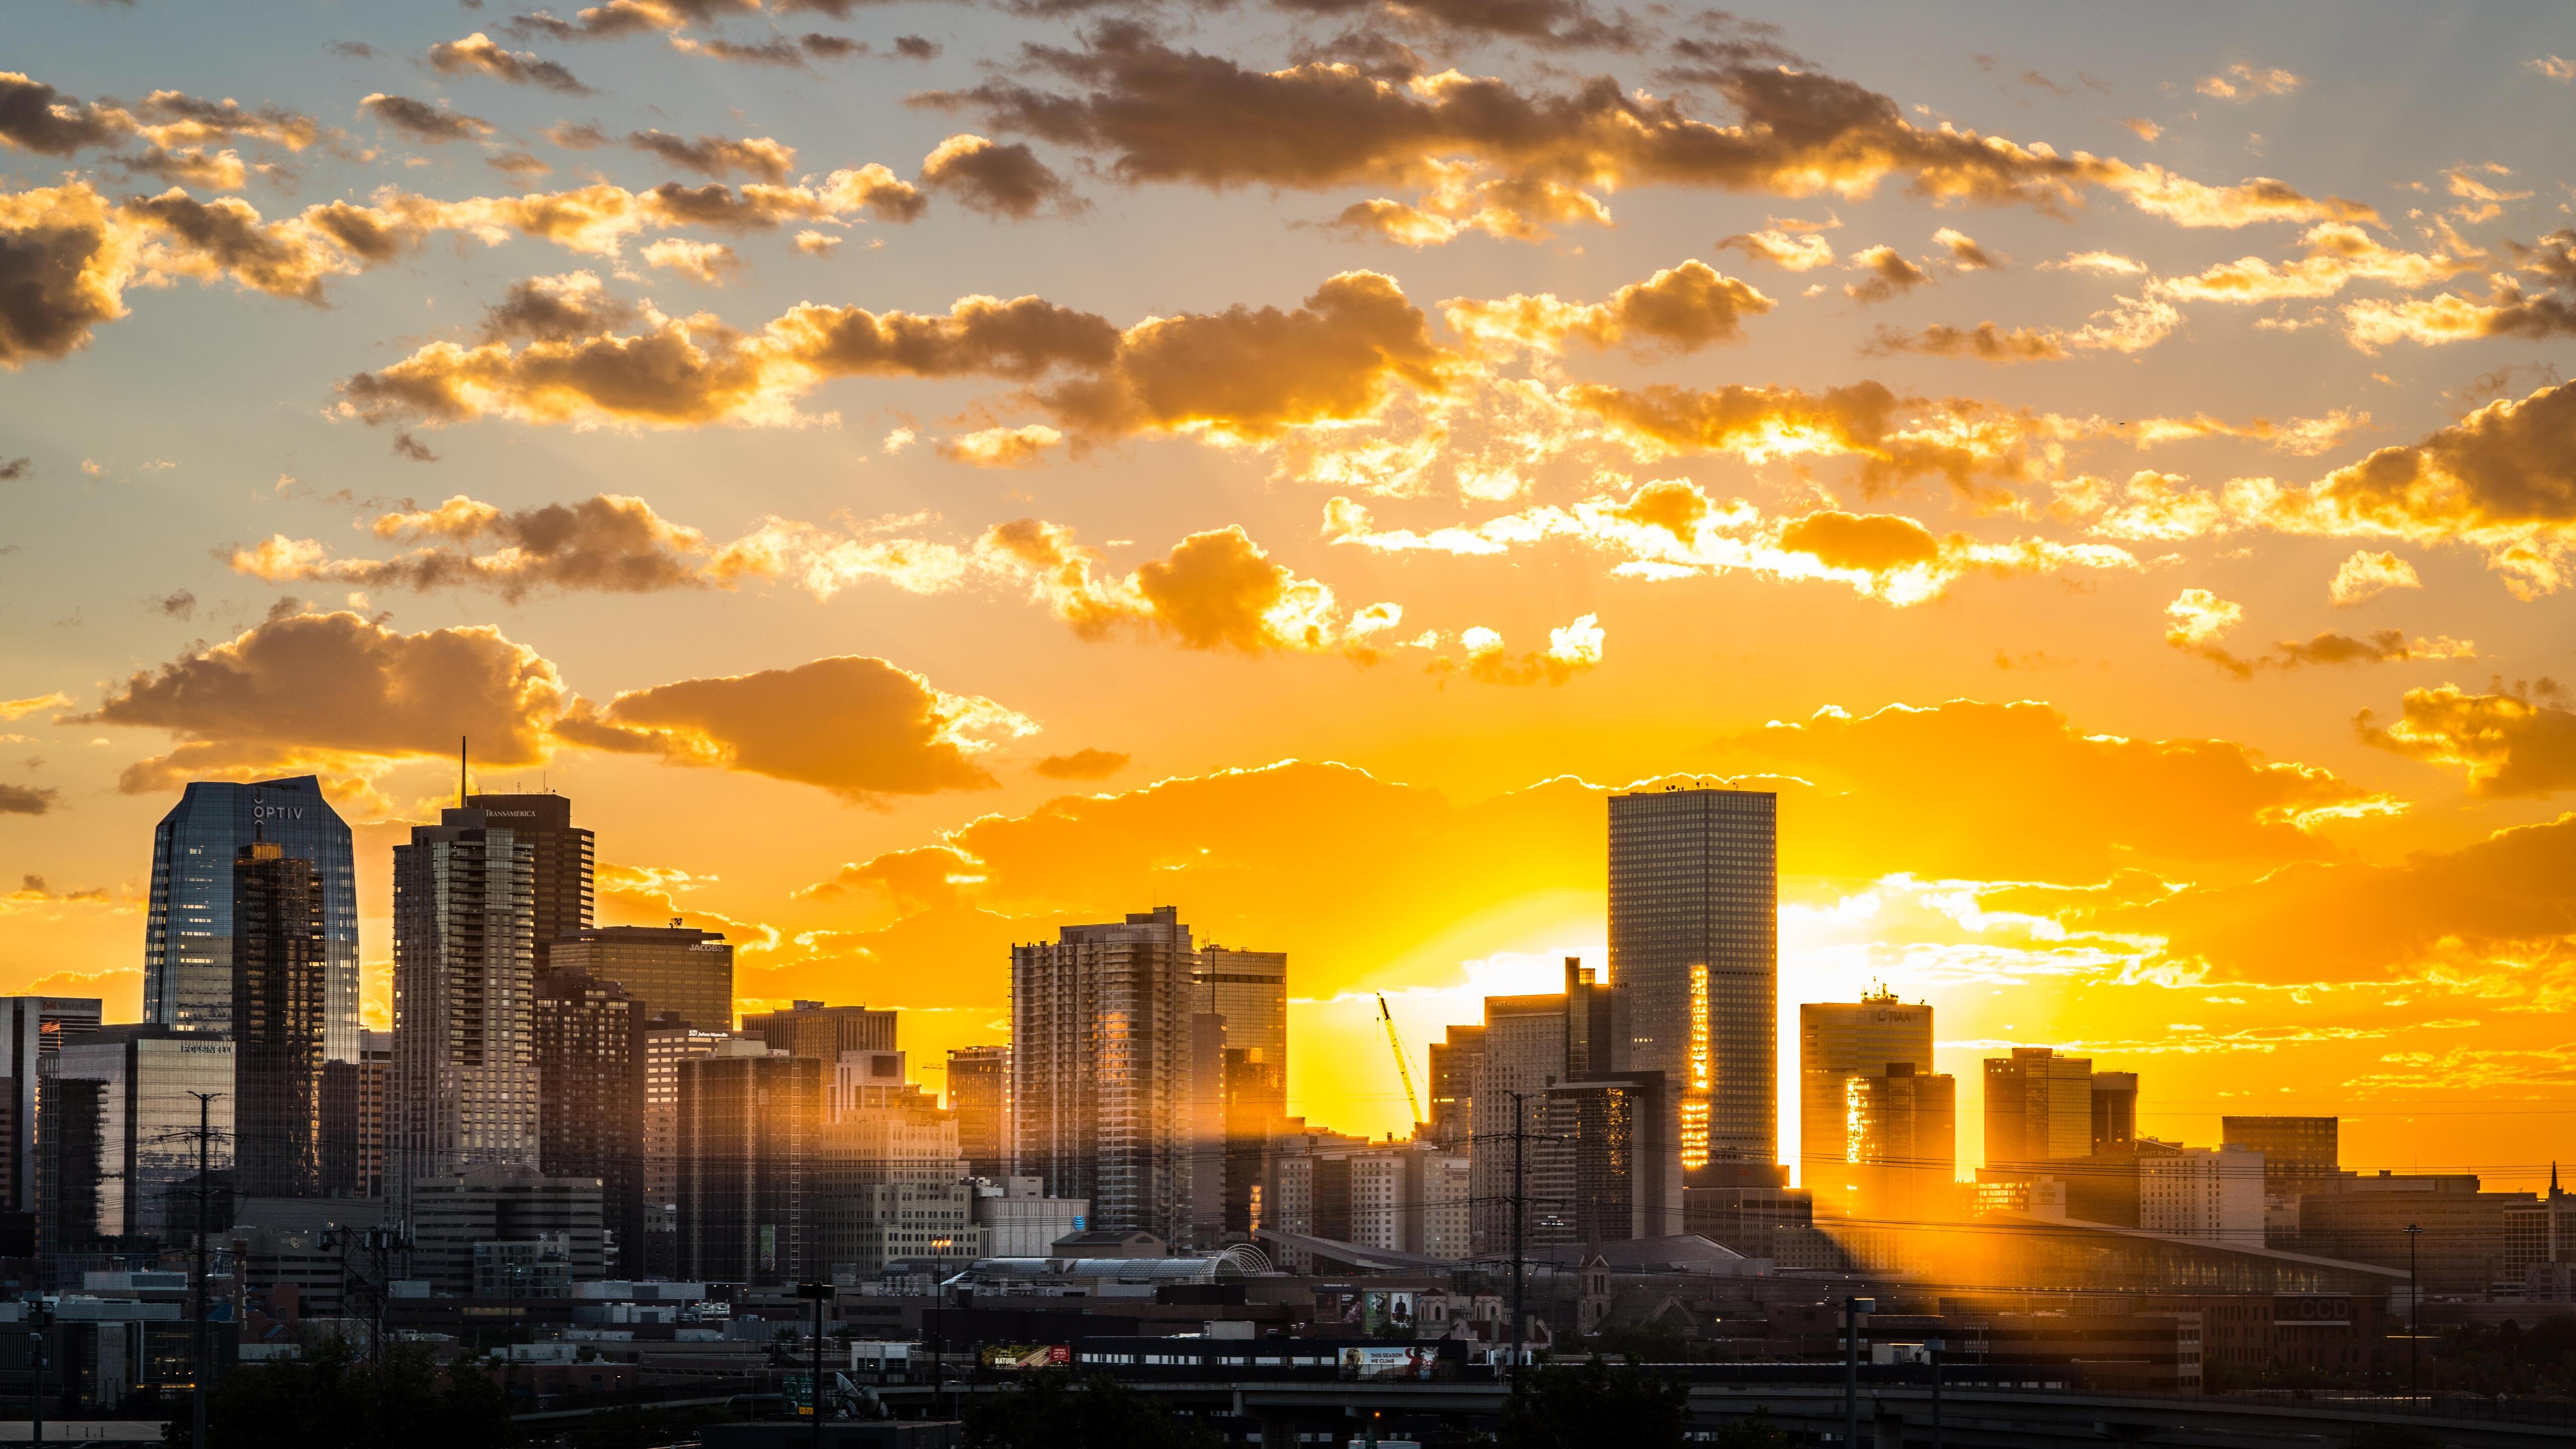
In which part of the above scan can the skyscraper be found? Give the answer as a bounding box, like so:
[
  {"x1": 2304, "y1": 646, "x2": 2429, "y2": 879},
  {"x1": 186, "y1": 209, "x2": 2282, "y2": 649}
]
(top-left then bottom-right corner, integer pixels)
[
  {"x1": 1195, "y1": 946, "x2": 1286, "y2": 1242},
  {"x1": 677, "y1": 1042, "x2": 822, "y2": 1284},
  {"x1": 548, "y1": 925, "x2": 734, "y2": 1032},
  {"x1": 1469, "y1": 993, "x2": 1569, "y2": 1253},
  {"x1": 1608, "y1": 785, "x2": 1778, "y2": 1185},
  {"x1": 390, "y1": 806, "x2": 539, "y2": 1224},
  {"x1": 945, "y1": 1045, "x2": 1011, "y2": 1179},
  {"x1": 463, "y1": 793, "x2": 593, "y2": 972},
  {"x1": 533, "y1": 970, "x2": 642, "y2": 1264},
  {"x1": 1799, "y1": 991, "x2": 1946, "y2": 1215},
  {"x1": 145, "y1": 776, "x2": 359, "y2": 1061},
  {"x1": 2221, "y1": 1115, "x2": 2339, "y2": 1190},
  {"x1": 1424, "y1": 1025, "x2": 1484, "y2": 1149},
  {"x1": 0, "y1": 996, "x2": 101, "y2": 1217},
  {"x1": 2092, "y1": 1072, "x2": 2140, "y2": 1153},
  {"x1": 1014, "y1": 907, "x2": 1259, "y2": 1245},
  {"x1": 1983, "y1": 1046, "x2": 2094, "y2": 1173},
  {"x1": 319, "y1": 1028, "x2": 389, "y2": 1198},
  {"x1": 637, "y1": 1015, "x2": 728, "y2": 1275},
  {"x1": 232, "y1": 841, "x2": 330, "y2": 1199}
]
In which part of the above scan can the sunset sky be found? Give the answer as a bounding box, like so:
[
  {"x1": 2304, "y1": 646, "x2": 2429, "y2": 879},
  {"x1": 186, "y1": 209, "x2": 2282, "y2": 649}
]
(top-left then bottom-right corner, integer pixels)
[{"x1": 8, "y1": 0, "x2": 2576, "y2": 1190}]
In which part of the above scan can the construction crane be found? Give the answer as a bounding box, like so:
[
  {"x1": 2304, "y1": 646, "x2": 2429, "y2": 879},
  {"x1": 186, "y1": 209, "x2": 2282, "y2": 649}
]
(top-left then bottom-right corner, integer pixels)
[{"x1": 1377, "y1": 992, "x2": 1426, "y2": 1130}]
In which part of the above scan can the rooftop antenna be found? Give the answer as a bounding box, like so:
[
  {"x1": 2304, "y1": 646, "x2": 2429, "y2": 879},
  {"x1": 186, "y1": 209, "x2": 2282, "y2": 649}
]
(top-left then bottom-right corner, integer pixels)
[{"x1": 458, "y1": 735, "x2": 467, "y2": 810}]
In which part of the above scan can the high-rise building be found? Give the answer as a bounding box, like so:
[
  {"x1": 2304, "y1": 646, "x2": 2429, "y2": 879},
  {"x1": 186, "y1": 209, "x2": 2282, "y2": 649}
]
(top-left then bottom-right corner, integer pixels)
[
  {"x1": 1425, "y1": 1025, "x2": 1484, "y2": 1149},
  {"x1": 1471, "y1": 994, "x2": 1569, "y2": 1253},
  {"x1": 1983, "y1": 1047, "x2": 2094, "y2": 1174},
  {"x1": 636, "y1": 1016, "x2": 727, "y2": 1276},
  {"x1": 56, "y1": 1024, "x2": 234, "y2": 1246},
  {"x1": 2221, "y1": 1115, "x2": 2339, "y2": 1188},
  {"x1": 319, "y1": 1029, "x2": 389, "y2": 1198},
  {"x1": 462, "y1": 793, "x2": 593, "y2": 972},
  {"x1": 232, "y1": 841, "x2": 329, "y2": 1199},
  {"x1": 548, "y1": 926, "x2": 733, "y2": 1033},
  {"x1": 1013, "y1": 907, "x2": 1284, "y2": 1246},
  {"x1": 744, "y1": 1001, "x2": 897, "y2": 1063},
  {"x1": 390, "y1": 807, "x2": 539, "y2": 1225},
  {"x1": 1196, "y1": 947, "x2": 1286, "y2": 1242},
  {"x1": 145, "y1": 776, "x2": 359, "y2": 1061},
  {"x1": 677, "y1": 1042, "x2": 823, "y2": 1284},
  {"x1": 2092, "y1": 1072, "x2": 2139, "y2": 1153},
  {"x1": 1608, "y1": 786, "x2": 1778, "y2": 1185},
  {"x1": 2138, "y1": 1147, "x2": 2266, "y2": 1246},
  {"x1": 0, "y1": 996, "x2": 101, "y2": 1216},
  {"x1": 533, "y1": 970, "x2": 641, "y2": 1266},
  {"x1": 37, "y1": 1075, "x2": 107, "y2": 1252},
  {"x1": 945, "y1": 1045, "x2": 1011, "y2": 1179},
  {"x1": 1798, "y1": 992, "x2": 1952, "y2": 1218}
]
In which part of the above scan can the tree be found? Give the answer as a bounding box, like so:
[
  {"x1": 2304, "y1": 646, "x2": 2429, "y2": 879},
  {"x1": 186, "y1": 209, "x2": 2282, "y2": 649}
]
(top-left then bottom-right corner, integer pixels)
[
  {"x1": 963, "y1": 1370, "x2": 1220, "y2": 1449},
  {"x1": 1496, "y1": 1356, "x2": 1691, "y2": 1449},
  {"x1": 179, "y1": 1339, "x2": 516, "y2": 1449}
]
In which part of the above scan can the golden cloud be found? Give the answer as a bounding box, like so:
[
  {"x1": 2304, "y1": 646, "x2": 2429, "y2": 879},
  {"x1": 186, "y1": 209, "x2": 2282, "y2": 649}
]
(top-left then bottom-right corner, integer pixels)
[
  {"x1": 555, "y1": 656, "x2": 1037, "y2": 803},
  {"x1": 1325, "y1": 480, "x2": 2137, "y2": 606},
  {"x1": 918, "y1": 29, "x2": 2369, "y2": 244},
  {"x1": 2329, "y1": 549, "x2": 2422, "y2": 606},
  {"x1": 71, "y1": 610, "x2": 572, "y2": 791},
  {"x1": 2162, "y1": 587, "x2": 2472, "y2": 680},
  {"x1": 1440, "y1": 260, "x2": 1774, "y2": 355},
  {"x1": 2358, "y1": 683, "x2": 2576, "y2": 797}
]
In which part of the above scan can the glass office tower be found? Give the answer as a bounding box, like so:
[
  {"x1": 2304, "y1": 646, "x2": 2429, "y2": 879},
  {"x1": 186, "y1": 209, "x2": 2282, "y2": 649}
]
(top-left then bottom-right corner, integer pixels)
[
  {"x1": 1608, "y1": 785, "x2": 1779, "y2": 1185},
  {"x1": 144, "y1": 776, "x2": 359, "y2": 1062}
]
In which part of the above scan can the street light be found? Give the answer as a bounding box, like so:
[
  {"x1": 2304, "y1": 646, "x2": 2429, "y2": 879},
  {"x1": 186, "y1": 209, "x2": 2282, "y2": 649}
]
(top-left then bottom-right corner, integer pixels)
[
  {"x1": 1842, "y1": 1296, "x2": 1875, "y2": 1447},
  {"x1": 795, "y1": 1281, "x2": 837, "y2": 1449}
]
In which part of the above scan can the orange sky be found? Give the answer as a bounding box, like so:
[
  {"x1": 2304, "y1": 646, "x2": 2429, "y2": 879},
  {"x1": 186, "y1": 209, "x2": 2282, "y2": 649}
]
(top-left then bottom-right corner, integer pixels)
[{"x1": 7, "y1": 2, "x2": 2576, "y2": 1193}]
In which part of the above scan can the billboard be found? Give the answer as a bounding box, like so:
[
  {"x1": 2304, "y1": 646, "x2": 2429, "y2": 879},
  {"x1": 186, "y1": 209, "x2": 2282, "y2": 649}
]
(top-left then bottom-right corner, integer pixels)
[{"x1": 1339, "y1": 1345, "x2": 1440, "y2": 1382}]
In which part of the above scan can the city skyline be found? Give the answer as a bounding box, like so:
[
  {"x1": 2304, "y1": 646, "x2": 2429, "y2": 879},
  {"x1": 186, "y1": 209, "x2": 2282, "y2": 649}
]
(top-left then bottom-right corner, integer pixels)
[{"x1": 11, "y1": 2, "x2": 2576, "y2": 1194}]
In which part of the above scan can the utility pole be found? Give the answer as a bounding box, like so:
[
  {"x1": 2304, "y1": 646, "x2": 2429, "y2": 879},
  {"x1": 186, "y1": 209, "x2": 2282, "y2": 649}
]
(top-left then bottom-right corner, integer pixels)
[
  {"x1": 1842, "y1": 1295, "x2": 1874, "y2": 1447},
  {"x1": 1507, "y1": 1090, "x2": 1527, "y2": 1393},
  {"x1": 2404, "y1": 1223, "x2": 2422, "y2": 1411},
  {"x1": 189, "y1": 1089, "x2": 221, "y2": 1449},
  {"x1": 1927, "y1": 1337, "x2": 1942, "y2": 1449},
  {"x1": 795, "y1": 1281, "x2": 836, "y2": 1446}
]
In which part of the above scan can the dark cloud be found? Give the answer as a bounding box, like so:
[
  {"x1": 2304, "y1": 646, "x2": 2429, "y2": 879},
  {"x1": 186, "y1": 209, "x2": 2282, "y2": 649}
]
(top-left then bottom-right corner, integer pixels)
[
  {"x1": 392, "y1": 432, "x2": 440, "y2": 462},
  {"x1": 0, "y1": 458, "x2": 30, "y2": 479},
  {"x1": 799, "y1": 35, "x2": 870, "y2": 60},
  {"x1": 478, "y1": 272, "x2": 639, "y2": 342},
  {"x1": 1843, "y1": 245, "x2": 1931, "y2": 304},
  {"x1": 1033, "y1": 747, "x2": 1128, "y2": 780},
  {"x1": 893, "y1": 35, "x2": 939, "y2": 60},
  {"x1": 429, "y1": 33, "x2": 592, "y2": 93},
  {"x1": 1865, "y1": 321, "x2": 2065, "y2": 362},
  {"x1": 545, "y1": 121, "x2": 609, "y2": 149},
  {"x1": 0, "y1": 186, "x2": 134, "y2": 365},
  {"x1": 358, "y1": 94, "x2": 492, "y2": 144},
  {"x1": 329, "y1": 42, "x2": 378, "y2": 59},
  {"x1": 0, "y1": 785, "x2": 56, "y2": 816},
  {"x1": 2358, "y1": 682, "x2": 2576, "y2": 797},
  {"x1": 0, "y1": 73, "x2": 126, "y2": 154},
  {"x1": 151, "y1": 589, "x2": 196, "y2": 618},
  {"x1": 627, "y1": 129, "x2": 796, "y2": 181},
  {"x1": 237, "y1": 493, "x2": 719, "y2": 601},
  {"x1": 918, "y1": 134, "x2": 1083, "y2": 219}
]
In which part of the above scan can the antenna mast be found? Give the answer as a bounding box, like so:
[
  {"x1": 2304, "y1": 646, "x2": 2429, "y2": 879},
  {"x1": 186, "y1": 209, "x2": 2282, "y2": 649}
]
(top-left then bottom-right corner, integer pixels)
[{"x1": 458, "y1": 735, "x2": 467, "y2": 809}]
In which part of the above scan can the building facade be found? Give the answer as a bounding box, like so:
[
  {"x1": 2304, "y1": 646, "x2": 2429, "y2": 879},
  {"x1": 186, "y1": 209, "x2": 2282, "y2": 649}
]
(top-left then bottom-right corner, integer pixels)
[
  {"x1": 946, "y1": 1045, "x2": 1011, "y2": 1179},
  {"x1": 677, "y1": 1045, "x2": 823, "y2": 1284},
  {"x1": 745, "y1": 1001, "x2": 897, "y2": 1063},
  {"x1": 56, "y1": 1025, "x2": 234, "y2": 1245},
  {"x1": 1984, "y1": 1047, "x2": 2096, "y2": 1174},
  {"x1": 2091, "y1": 1072, "x2": 2140, "y2": 1153},
  {"x1": 462, "y1": 793, "x2": 593, "y2": 972},
  {"x1": 1608, "y1": 786, "x2": 1778, "y2": 1185},
  {"x1": 232, "y1": 841, "x2": 329, "y2": 1199},
  {"x1": 144, "y1": 776, "x2": 359, "y2": 1060},
  {"x1": 0, "y1": 996, "x2": 101, "y2": 1216},
  {"x1": 534, "y1": 970, "x2": 642, "y2": 1264},
  {"x1": 1014, "y1": 908, "x2": 1276, "y2": 1246},
  {"x1": 2139, "y1": 1147, "x2": 2267, "y2": 1246},
  {"x1": 637, "y1": 1017, "x2": 727, "y2": 1275},
  {"x1": 390, "y1": 807, "x2": 539, "y2": 1225},
  {"x1": 548, "y1": 926, "x2": 734, "y2": 1034},
  {"x1": 410, "y1": 1165, "x2": 606, "y2": 1295},
  {"x1": 1798, "y1": 993, "x2": 1942, "y2": 1215},
  {"x1": 817, "y1": 1110, "x2": 983, "y2": 1280}
]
